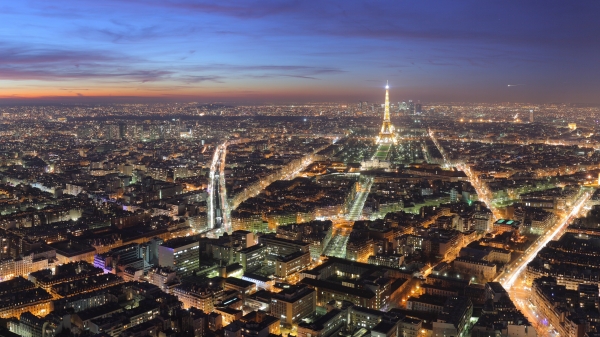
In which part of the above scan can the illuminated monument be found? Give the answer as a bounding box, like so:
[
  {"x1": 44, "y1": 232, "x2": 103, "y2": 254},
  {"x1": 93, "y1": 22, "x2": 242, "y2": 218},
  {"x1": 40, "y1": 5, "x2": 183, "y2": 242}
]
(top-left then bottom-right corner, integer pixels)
[
  {"x1": 363, "y1": 82, "x2": 394, "y2": 169},
  {"x1": 377, "y1": 81, "x2": 396, "y2": 144}
]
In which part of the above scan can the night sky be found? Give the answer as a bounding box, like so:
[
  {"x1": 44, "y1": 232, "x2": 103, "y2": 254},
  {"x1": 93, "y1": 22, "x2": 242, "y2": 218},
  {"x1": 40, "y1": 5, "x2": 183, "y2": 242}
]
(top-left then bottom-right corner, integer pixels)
[{"x1": 2, "y1": 1, "x2": 600, "y2": 104}]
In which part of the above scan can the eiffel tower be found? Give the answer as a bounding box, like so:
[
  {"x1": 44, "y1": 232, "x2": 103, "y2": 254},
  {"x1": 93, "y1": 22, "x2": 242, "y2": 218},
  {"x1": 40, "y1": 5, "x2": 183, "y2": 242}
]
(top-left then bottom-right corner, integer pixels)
[{"x1": 377, "y1": 81, "x2": 396, "y2": 144}]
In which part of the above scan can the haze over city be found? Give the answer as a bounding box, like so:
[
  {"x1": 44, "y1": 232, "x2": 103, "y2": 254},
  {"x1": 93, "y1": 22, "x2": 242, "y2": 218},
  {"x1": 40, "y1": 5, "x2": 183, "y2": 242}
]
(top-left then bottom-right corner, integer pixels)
[{"x1": 2, "y1": 1, "x2": 600, "y2": 104}]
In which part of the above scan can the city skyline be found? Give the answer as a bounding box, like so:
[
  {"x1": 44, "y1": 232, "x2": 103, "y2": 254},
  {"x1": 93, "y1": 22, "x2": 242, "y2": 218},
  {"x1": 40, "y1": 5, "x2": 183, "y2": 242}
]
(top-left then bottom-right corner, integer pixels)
[
  {"x1": 4, "y1": 2, "x2": 600, "y2": 336},
  {"x1": 2, "y1": 1, "x2": 600, "y2": 104}
]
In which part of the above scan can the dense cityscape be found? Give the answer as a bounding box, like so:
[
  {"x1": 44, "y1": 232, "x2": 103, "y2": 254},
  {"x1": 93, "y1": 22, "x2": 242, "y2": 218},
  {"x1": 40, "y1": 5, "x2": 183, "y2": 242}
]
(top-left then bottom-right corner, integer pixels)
[
  {"x1": 3, "y1": 1, "x2": 600, "y2": 337},
  {"x1": 1, "y1": 84, "x2": 600, "y2": 337}
]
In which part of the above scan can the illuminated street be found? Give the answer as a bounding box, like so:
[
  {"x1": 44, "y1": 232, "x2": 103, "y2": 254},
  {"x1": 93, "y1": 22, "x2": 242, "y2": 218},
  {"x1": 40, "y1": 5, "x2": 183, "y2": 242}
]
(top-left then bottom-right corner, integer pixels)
[
  {"x1": 322, "y1": 175, "x2": 374, "y2": 258},
  {"x1": 493, "y1": 192, "x2": 591, "y2": 337},
  {"x1": 219, "y1": 145, "x2": 230, "y2": 233},
  {"x1": 207, "y1": 142, "x2": 226, "y2": 231},
  {"x1": 499, "y1": 191, "x2": 591, "y2": 290},
  {"x1": 346, "y1": 176, "x2": 374, "y2": 221},
  {"x1": 323, "y1": 227, "x2": 350, "y2": 258},
  {"x1": 429, "y1": 128, "x2": 501, "y2": 219},
  {"x1": 429, "y1": 126, "x2": 595, "y2": 337}
]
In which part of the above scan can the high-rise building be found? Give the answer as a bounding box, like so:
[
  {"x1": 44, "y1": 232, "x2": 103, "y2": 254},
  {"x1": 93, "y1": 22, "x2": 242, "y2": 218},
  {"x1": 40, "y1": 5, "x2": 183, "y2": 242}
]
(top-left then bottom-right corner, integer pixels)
[
  {"x1": 270, "y1": 284, "x2": 316, "y2": 325},
  {"x1": 399, "y1": 101, "x2": 408, "y2": 112},
  {"x1": 450, "y1": 188, "x2": 458, "y2": 203},
  {"x1": 142, "y1": 237, "x2": 164, "y2": 266},
  {"x1": 529, "y1": 109, "x2": 534, "y2": 123},
  {"x1": 274, "y1": 251, "x2": 311, "y2": 278},
  {"x1": 231, "y1": 230, "x2": 255, "y2": 248},
  {"x1": 118, "y1": 123, "x2": 126, "y2": 138},
  {"x1": 472, "y1": 211, "x2": 492, "y2": 233},
  {"x1": 125, "y1": 124, "x2": 143, "y2": 140},
  {"x1": 377, "y1": 82, "x2": 396, "y2": 144},
  {"x1": 149, "y1": 124, "x2": 164, "y2": 140},
  {"x1": 158, "y1": 237, "x2": 200, "y2": 276},
  {"x1": 238, "y1": 244, "x2": 266, "y2": 272},
  {"x1": 93, "y1": 243, "x2": 151, "y2": 274},
  {"x1": 103, "y1": 124, "x2": 121, "y2": 140}
]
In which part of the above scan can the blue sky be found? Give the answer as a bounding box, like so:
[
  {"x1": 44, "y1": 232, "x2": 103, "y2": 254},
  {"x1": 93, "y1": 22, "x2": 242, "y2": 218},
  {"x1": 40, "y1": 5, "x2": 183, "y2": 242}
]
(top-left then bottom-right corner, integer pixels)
[{"x1": 1, "y1": 0, "x2": 599, "y2": 103}]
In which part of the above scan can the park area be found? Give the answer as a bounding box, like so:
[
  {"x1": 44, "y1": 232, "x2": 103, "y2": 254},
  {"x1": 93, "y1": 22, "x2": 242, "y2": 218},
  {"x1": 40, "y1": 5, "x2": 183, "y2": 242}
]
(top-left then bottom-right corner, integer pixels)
[{"x1": 373, "y1": 144, "x2": 391, "y2": 161}]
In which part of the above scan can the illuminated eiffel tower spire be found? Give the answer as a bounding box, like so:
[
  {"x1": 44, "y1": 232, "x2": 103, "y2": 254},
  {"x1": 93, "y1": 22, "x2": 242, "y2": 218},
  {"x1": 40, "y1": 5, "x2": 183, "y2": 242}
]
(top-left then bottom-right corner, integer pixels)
[
  {"x1": 377, "y1": 81, "x2": 395, "y2": 144},
  {"x1": 384, "y1": 81, "x2": 390, "y2": 122}
]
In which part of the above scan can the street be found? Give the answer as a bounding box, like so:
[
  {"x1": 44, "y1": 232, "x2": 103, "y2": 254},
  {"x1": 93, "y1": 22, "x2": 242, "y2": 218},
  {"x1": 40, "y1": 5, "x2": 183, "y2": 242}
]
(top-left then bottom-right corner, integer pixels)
[{"x1": 498, "y1": 192, "x2": 591, "y2": 337}]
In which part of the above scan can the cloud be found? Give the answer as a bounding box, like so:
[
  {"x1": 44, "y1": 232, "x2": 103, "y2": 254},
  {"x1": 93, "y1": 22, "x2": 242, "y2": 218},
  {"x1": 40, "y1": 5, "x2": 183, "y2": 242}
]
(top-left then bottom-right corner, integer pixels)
[
  {"x1": 128, "y1": 0, "x2": 600, "y2": 54},
  {"x1": 125, "y1": 0, "x2": 301, "y2": 19},
  {"x1": 188, "y1": 64, "x2": 345, "y2": 79},
  {"x1": 0, "y1": 41, "x2": 344, "y2": 86},
  {"x1": 0, "y1": 42, "x2": 175, "y2": 83},
  {"x1": 0, "y1": 43, "x2": 120, "y2": 65},
  {"x1": 0, "y1": 66, "x2": 173, "y2": 82},
  {"x1": 427, "y1": 60, "x2": 458, "y2": 67},
  {"x1": 75, "y1": 21, "x2": 203, "y2": 43},
  {"x1": 181, "y1": 75, "x2": 224, "y2": 84}
]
